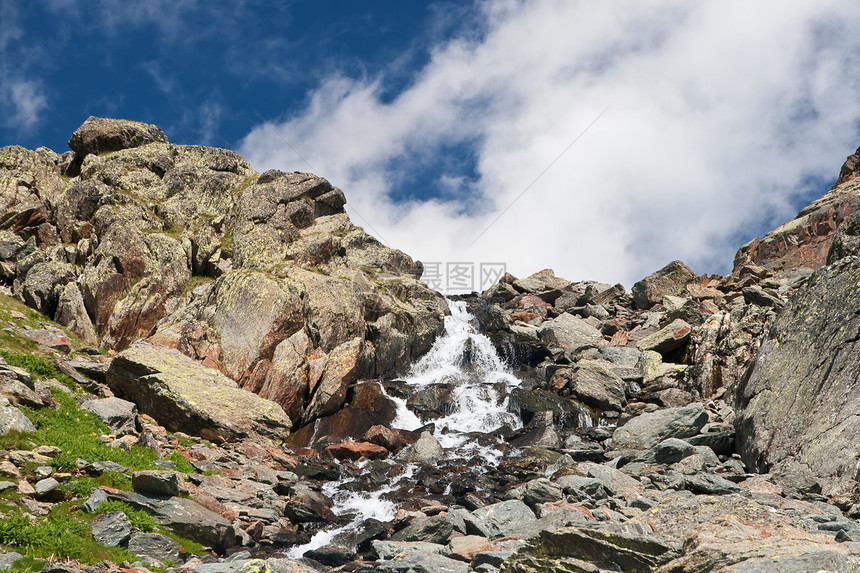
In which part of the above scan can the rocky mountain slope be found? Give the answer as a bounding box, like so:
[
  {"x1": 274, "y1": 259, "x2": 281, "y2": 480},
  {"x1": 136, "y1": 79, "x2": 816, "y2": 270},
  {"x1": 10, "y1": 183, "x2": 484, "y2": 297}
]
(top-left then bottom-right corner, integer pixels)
[{"x1": 2, "y1": 118, "x2": 860, "y2": 573}]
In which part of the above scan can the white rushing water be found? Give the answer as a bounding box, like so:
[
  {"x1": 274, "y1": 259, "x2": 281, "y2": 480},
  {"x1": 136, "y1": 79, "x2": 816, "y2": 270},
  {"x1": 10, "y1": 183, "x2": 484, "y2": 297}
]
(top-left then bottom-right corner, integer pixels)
[{"x1": 288, "y1": 299, "x2": 522, "y2": 557}]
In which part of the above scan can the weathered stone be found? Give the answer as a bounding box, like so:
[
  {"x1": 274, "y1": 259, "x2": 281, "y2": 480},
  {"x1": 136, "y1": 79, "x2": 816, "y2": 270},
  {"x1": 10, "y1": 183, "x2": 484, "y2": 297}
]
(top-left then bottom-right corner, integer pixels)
[
  {"x1": 0, "y1": 396, "x2": 36, "y2": 435},
  {"x1": 132, "y1": 470, "x2": 183, "y2": 497},
  {"x1": 375, "y1": 551, "x2": 468, "y2": 573},
  {"x1": 391, "y1": 514, "x2": 455, "y2": 544},
  {"x1": 0, "y1": 552, "x2": 23, "y2": 571},
  {"x1": 107, "y1": 341, "x2": 291, "y2": 442},
  {"x1": 91, "y1": 511, "x2": 132, "y2": 547},
  {"x1": 634, "y1": 319, "x2": 692, "y2": 355},
  {"x1": 81, "y1": 397, "x2": 141, "y2": 436},
  {"x1": 107, "y1": 489, "x2": 235, "y2": 550},
  {"x1": 565, "y1": 360, "x2": 626, "y2": 411},
  {"x1": 372, "y1": 540, "x2": 448, "y2": 560},
  {"x1": 612, "y1": 402, "x2": 709, "y2": 450},
  {"x1": 128, "y1": 532, "x2": 183, "y2": 564},
  {"x1": 735, "y1": 257, "x2": 860, "y2": 495},
  {"x1": 33, "y1": 477, "x2": 63, "y2": 502},
  {"x1": 471, "y1": 500, "x2": 537, "y2": 538},
  {"x1": 323, "y1": 440, "x2": 388, "y2": 461},
  {"x1": 54, "y1": 282, "x2": 98, "y2": 344},
  {"x1": 632, "y1": 261, "x2": 698, "y2": 309},
  {"x1": 538, "y1": 313, "x2": 605, "y2": 356},
  {"x1": 83, "y1": 487, "x2": 108, "y2": 512},
  {"x1": 68, "y1": 116, "x2": 168, "y2": 157}
]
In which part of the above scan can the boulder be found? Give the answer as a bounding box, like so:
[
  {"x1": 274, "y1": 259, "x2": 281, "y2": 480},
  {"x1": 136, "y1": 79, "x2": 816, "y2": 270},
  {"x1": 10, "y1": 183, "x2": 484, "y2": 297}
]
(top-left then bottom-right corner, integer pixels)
[
  {"x1": 107, "y1": 341, "x2": 291, "y2": 442},
  {"x1": 634, "y1": 319, "x2": 692, "y2": 355},
  {"x1": 0, "y1": 396, "x2": 36, "y2": 435},
  {"x1": 128, "y1": 532, "x2": 182, "y2": 564},
  {"x1": 612, "y1": 403, "x2": 709, "y2": 450},
  {"x1": 735, "y1": 257, "x2": 860, "y2": 494},
  {"x1": 564, "y1": 360, "x2": 626, "y2": 411},
  {"x1": 81, "y1": 397, "x2": 141, "y2": 436},
  {"x1": 631, "y1": 261, "x2": 698, "y2": 309},
  {"x1": 68, "y1": 116, "x2": 168, "y2": 157},
  {"x1": 91, "y1": 511, "x2": 133, "y2": 547},
  {"x1": 538, "y1": 313, "x2": 605, "y2": 356},
  {"x1": 399, "y1": 431, "x2": 444, "y2": 464},
  {"x1": 132, "y1": 471, "x2": 183, "y2": 497},
  {"x1": 470, "y1": 500, "x2": 537, "y2": 538}
]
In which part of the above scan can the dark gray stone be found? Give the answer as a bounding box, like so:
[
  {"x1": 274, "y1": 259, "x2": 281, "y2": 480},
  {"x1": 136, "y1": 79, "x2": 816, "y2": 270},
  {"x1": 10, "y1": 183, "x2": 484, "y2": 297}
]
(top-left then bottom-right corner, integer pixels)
[
  {"x1": 81, "y1": 397, "x2": 141, "y2": 436},
  {"x1": 127, "y1": 532, "x2": 183, "y2": 564},
  {"x1": 132, "y1": 470, "x2": 183, "y2": 497},
  {"x1": 612, "y1": 403, "x2": 709, "y2": 450},
  {"x1": 91, "y1": 511, "x2": 132, "y2": 547}
]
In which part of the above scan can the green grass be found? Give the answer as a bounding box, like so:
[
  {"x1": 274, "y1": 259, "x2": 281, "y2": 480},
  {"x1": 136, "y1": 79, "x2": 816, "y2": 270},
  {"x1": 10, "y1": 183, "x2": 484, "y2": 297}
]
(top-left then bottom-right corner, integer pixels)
[
  {"x1": 0, "y1": 506, "x2": 136, "y2": 562},
  {"x1": 0, "y1": 352, "x2": 78, "y2": 392},
  {"x1": 93, "y1": 500, "x2": 155, "y2": 532},
  {"x1": 166, "y1": 452, "x2": 196, "y2": 474},
  {"x1": 66, "y1": 471, "x2": 133, "y2": 497},
  {"x1": 7, "y1": 555, "x2": 44, "y2": 573},
  {"x1": 7, "y1": 388, "x2": 159, "y2": 473},
  {"x1": 154, "y1": 526, "x2": 207, "y2": 556}
]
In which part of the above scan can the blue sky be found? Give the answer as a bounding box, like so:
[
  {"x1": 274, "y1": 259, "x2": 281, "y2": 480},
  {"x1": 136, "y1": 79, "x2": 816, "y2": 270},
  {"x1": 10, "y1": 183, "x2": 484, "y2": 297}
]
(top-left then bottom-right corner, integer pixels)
[{"x1": 3, "y1": 1, "x2": 860, "y2": 290}]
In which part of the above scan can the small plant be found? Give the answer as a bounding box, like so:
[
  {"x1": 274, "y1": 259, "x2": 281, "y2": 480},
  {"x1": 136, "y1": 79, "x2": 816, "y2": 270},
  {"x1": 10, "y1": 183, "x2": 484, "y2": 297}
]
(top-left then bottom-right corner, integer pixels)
[
  {"x1": 166, "y1": 451, "x2": 196, "y2": 474},
  {"x1": 94, "y1": 500, "x2": 155, "y2": 532}
]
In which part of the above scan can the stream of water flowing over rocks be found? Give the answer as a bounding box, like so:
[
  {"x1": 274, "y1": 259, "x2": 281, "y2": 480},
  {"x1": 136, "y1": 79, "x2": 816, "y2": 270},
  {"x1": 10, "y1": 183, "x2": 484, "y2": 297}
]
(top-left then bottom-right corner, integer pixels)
[{"x1": 289, "y1": 300, "x2": 525, "y2": 558}]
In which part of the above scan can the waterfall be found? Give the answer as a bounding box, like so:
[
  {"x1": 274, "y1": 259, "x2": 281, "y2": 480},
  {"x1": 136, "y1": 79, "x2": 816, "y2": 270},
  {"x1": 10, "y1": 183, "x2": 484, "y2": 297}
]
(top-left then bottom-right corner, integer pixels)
[{"x1": 288, "y1": 299, "x2": 523, "y2": 557}]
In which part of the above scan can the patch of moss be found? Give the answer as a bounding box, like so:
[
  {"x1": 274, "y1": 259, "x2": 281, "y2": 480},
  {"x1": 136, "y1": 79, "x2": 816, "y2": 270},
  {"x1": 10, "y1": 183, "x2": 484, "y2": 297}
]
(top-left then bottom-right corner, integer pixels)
[{"x1": 154, "y1": 526, "x2": 207, "y2": 556}]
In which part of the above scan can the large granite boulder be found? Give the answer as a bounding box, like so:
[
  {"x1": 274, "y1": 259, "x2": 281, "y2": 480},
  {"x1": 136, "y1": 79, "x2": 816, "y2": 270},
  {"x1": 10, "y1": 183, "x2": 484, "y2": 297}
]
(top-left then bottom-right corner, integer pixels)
[
  {"x1": 631, "y1": 260, "x2": 698, "y2": 309},
  {"x1": 735, "y1": 256, "x2": 860, "y2": 495},
  {"x1": 107, "y1": 341, "x2": 292, "y2": 442}
]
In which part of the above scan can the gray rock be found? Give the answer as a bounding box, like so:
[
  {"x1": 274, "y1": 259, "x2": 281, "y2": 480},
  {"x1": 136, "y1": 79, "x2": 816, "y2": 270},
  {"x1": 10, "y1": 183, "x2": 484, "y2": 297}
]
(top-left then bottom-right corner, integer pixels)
[
  {"x1": 633, "y1": 438, "x2": 696, "y2": 466},
  {"x1": 538, "y1": 313, "x2": 605, "y2": 356},
  {"x1": 0, "y1": 552, "x2": 23, "y2": 571},
  {"x1": 92, "y1": 511, "x2": 133, "y2": 547},
  {"x1": 132, "y1": 471, "x2": 183, "y2": 497},
  {"x1": 632, "y1": 260, "x2": 698, "y2": 309},
  {"x1": 521, "y1": 478, "x2": 564, "y2": 507},
  {"x1": 304, "y1": 543, "x2": 354, "y2": 567},
  {"x1": 567, "y1": 360, "x2": 627, "y2": 411},
  {"x1": 372, "y1": 540, "x2": 448, "y2": 560},
  {"x1": 83, "y1": 488, "x2": 109, "y2": 513},
  {"x1": 682, "y1": 473, "x2": 741, "y2": 495},
  {"x1": 391, "y1": 514, "x2": 454, "y2": 544},
  {"x1": 735, "y1": 257, "x2": 860, "y2": 495},
  {"x1": 128, "y1": 532, "x2": 183, "y2": 564},
  {"x1": 107, "y1": 341, "x2": 292, "y2": 441},
  {"x1": 555, "y1": 475, "x2": 608, "y2": 500},
  {"x1": 399, "y1": 431, "x2": 443, "y2": 464},
  {"x1": 375, "y1": 551, "x2": 468, "y2": 573},
  {"x1": 634, "y1": 319, "x2": 692, "y2": 355},
  {"x1": 0, "y1": 370, "x2": 43, "y2": 408},
  {"x1": 612, "y1": 403, "x2": 709, "y2": 450},
  {"x1": 34, "y1": 477, "x2": 63, "y2": 502},
  {"x1": 81, "y1": 397, "x2": 141, "y2": 436},
  {"x1": 684, "y1": 424, "x2": 735, "y2": 456},
  {"x1": 107, "y1": 489, "x2": 235, "y2": 551},
  {"x1": 0, "y1": 396, "x2": 36, "y2": 435},
  {"x1": 470, "y1": 500, "x2": 537, "y2": 539},
  {"x1": 0, "y1": 481, "x2": 16, "y2": 492}
]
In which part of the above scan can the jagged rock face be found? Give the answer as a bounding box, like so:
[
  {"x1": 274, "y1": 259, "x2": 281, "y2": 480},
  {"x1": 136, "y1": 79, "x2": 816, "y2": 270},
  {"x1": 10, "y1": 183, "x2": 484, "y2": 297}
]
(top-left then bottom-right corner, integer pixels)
[
  {"x1": 735, "y1": 256, "x2": 860, "y2": 496},
  {"x1": 733, "y1": 157, "x2": 860, "y2": 274},
  {"x1": 0, "y1": 118, "x2": 447, "y2": 427}
]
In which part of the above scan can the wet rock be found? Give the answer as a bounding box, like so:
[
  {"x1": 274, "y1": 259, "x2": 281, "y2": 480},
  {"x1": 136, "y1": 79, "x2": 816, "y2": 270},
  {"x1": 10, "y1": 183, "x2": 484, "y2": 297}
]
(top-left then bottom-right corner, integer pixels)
[
  {"x1": 399, "y1": 431, "x2": 444, "y2": 464},
  {"x1": 128, "y1": 532, "x2": 183, "y2": 564},
  {"x1": 91, "y1": 511, "x2": 133, "y2": 547},
  {"x1": 107, "y1": 341, "x2": 291, "y2": 442},
  {"x1": 510, "y1": 412, "x2": 561, "y2": 449},
  {"x1": 324, "y1": 440, "x2": 388, "y2": 461},
  {"x1": 132, "y1": 470, "x2": 183, "y2": 497},
  {"x1": 81, "y1": 397, "x2": 141, "y2": 436},
  {"x1": 632, "y1": 260, "x2": 698, "y2": 310},
  {"x1": 68, "y1": 116, "x2": 168, "y2": 157},
  {"x1": 304, "y1": 543, "x2": 354, "y2": 567},
  {"x1": 612, "y1": 402, "x2": 709, "y2": 450}
]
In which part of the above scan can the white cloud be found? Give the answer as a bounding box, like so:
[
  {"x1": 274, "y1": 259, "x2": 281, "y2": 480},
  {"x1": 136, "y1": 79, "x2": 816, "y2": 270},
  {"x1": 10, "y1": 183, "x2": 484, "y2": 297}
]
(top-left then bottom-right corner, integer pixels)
[
  {"x1": 6, "y1": 80, "x2": 48, "y2": 131},
  {"x1": 239, "y1": 0, "x2": 860, "y2": 288}
]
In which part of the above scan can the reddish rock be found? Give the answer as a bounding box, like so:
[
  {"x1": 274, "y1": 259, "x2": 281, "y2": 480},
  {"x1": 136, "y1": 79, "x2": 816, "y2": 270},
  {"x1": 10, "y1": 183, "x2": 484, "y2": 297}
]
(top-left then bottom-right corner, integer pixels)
[
  {"x1": 365, "y1": 425, "x2": 417, "y2": 451},
  {"x1": 836, "y1": 146, "x2": 860, "y2": 186},
  {"x1": 24, "y1": 328, "x2": 72, "y2": 353},
  {"x1": 510, "y1": 311, "x2": 540, "y2": 323},
  {"x1": 324, "y1": 440, "x2": 389, "y2": 461},
  {"x1": 518, "y1": 295, "x2": 551, "y2": 309}
]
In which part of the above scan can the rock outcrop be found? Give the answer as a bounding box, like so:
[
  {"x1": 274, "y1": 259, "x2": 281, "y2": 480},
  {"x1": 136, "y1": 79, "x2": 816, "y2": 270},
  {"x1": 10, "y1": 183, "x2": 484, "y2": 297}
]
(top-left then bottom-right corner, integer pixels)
[
  {"x1": 733, "y1": 149, "x2": 860, "y2": 274},
  {"x1": 735, "y1": 255, "x2": 860, "y2": 496},
  {"x1": 0, "y1": 117, "x2": 447, "y2": 427}
]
